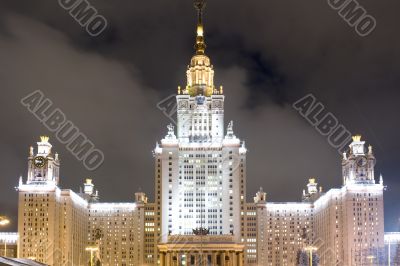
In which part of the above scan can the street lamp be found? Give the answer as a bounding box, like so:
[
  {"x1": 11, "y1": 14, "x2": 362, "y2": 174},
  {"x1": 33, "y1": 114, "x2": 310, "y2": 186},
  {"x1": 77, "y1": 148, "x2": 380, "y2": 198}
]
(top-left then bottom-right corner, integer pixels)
[
  {"x1": 366, "y1": 255, "x2": 375, "y2": 265},
  {"x1": 304, "y1": 246, "x2": 318, "y2": 266},
  {"x1": 0, "y1": 217, "x2": 10, "y2": 257},
  {"x1": 0, "y1": 217, "x2": 10, "y2": 226},
  {"x1": 85, "y1": 246, "x2": 99, "y2": 266}
]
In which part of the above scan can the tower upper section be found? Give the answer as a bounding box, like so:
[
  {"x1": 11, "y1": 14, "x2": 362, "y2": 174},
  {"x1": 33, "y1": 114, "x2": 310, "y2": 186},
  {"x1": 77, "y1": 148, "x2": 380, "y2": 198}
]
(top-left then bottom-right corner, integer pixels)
[
  {"x1": 193, "y1": 0, "x2": 207, "y2": 55},
  {"x1": 25, "y1": 136, "x2": 60, "y2": 186},
  {"x1": 179, "y1": 0, "x2": 221, "y2": 98},
  {"x1": 342, "y1": 135, "x2": 377, "y2": 185},
  {"x1": 186, "y1": 54, "x2": 215, "y2": 97},
  {"x1": 174, "y1": 0, "x2": 228, "y2": 143}
]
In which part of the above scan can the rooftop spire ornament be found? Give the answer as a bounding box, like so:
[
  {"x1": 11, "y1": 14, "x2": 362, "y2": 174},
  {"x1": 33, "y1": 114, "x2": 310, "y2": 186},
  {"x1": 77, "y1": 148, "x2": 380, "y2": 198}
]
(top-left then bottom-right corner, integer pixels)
[
  {"x1": 194, "y1": 0, "x2": 207, "y2": 55},
  {"x1": 40, "y1": 136, "x2": 49, "y2": 143},
  {"x1": 352, "y1": 135, "x2": 362, "y2": 142}
]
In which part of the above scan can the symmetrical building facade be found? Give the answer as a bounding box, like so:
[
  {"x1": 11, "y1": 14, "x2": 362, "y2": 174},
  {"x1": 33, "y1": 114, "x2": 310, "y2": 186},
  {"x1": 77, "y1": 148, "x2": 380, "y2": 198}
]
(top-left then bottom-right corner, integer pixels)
[
  {"x1": 255, "y1": 136, "x2": 385, "y2": 265},
  {"x1": 12, "y1": 1, "x2": 390, "y2": 266},
  {"x1": 17, "y1": 137, "x2": 148, "y2": 266}
]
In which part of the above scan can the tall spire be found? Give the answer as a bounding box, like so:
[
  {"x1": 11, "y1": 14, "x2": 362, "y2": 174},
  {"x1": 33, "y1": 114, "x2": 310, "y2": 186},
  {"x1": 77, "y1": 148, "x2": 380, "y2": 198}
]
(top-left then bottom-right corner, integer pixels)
[
  {"x1": 194, "y1": 0, "x2": 206, "y2": 55},
  {"x1": 184, "y1": 0, "x2": 215, "y2": 97}
]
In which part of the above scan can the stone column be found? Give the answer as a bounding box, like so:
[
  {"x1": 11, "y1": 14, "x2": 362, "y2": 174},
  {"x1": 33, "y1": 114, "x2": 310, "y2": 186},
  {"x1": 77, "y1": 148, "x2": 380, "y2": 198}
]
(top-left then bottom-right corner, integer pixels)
[
  {"x1": 212, "y1": 252, "x2": 217, "y2": 265},
  {"x1": 172, "y1": 252, "x2": 179, "y2": 266},
  {"x1": 229, "y1": 252, "x2": 233, "y2": 266},
  {"x1": 235, "y1": 252, "x2": 238, "y2": 266},
  {"x1": 166, "y1": 252, "x2": 171, "y2": 266},
  {"x1": 238, "y1": 252, "x2": 243, "y2": 266},
  {"x1": 221, "y1": 252, "x2": 226, "y2": 266},
  {"x1": 160, "y1": 252, "x2": 165, "y2": 266},
  {"x1": 184, "y1": 252, "x2": 190, "y2": 266}
]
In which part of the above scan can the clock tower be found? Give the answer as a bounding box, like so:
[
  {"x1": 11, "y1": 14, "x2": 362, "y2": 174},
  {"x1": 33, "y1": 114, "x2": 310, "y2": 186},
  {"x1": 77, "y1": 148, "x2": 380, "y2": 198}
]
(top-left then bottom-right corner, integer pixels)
[
  {"x1": 27, "y1": 136, "x2": 60, "y2": 186},
  {"x1": 342, "y1": 135, "x2": 376, "y2": 185}
]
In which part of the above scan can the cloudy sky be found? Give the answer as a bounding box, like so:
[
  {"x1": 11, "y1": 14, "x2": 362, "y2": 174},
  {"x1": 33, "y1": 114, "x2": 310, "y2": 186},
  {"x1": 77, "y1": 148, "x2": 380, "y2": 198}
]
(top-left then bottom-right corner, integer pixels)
[{"x1": 0, "y1": 0, "x2": 399, "y2": 231}]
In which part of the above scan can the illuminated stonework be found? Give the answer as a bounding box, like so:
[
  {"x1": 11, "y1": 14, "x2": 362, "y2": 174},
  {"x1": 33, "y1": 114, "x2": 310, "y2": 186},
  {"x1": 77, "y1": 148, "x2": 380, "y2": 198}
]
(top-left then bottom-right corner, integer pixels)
[
  {"x1": 158, "y1": 235, "x2": 244, "y2": 266},
  {"x1": 186, "y1": 54, "x2": 215, "y2": 97},
  {"x1": 17, "y1": 137, "x2": 147, "y2": 266},
  {"x1": 0, "y1": 232, "x2": 18, "y2": 258},
  {"x1": 14, "y1": 138, "x2": 387, "y2": 266},
  {"x1": 12, "y1": 1, "x2": 389, "y2": 266},
  {"x1": 255, "y1": 136, "x2": 385, "y2": 266},
  {"x1": 182, "y1": 0, "x2": 215, "y2": 97}
]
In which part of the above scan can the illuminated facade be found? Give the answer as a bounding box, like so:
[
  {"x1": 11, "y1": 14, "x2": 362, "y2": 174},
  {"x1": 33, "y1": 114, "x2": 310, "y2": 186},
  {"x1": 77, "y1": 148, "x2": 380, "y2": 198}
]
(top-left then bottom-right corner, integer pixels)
[
  {"x1": 0, "y1": 232, "x2": 18, "y2": 258},
  {"x1": 151, "y1": 0, "x2": 249, "y2": 264},
  {"x1": 13, "y1": 1, "x2": 389, "y2": 266},
  {"x1": 255, "y1": 136, "x2": 385, "y2": 266},
  {"x1": 385, "y1": 232, "x2": 400, "y2": 265},
  {"x1": 156, "y1": 18, "x2": 245, "y2": 242},
  {"x1": 17, "y1": 137, "x2": 147, "y2": 266},
  {"x1": 87, "y1": 199, "x2": 145, "y2": 265},
  {"x1": 17, "y1": 137, "x2": 88, "y2": 265}
]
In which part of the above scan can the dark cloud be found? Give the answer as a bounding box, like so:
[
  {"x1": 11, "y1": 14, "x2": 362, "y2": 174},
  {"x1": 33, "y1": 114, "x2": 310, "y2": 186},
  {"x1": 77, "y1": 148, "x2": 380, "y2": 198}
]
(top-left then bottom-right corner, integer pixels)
[{"x1": 0, "y1": 0, "x2": 399, "y2": 232}]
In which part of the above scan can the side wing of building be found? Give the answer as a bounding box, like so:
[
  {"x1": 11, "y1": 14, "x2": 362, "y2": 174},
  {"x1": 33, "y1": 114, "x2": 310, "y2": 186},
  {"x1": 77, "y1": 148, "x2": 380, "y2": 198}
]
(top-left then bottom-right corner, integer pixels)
[
  {"x1": 88, "y1": 201, "x2": 145, "y2": 266},
  {"x1": 17, "y1": 137, "x2": 148, "y2": 266},
  {"x1": 18, "y1": 185, "x2": 89, "y2": 266}
]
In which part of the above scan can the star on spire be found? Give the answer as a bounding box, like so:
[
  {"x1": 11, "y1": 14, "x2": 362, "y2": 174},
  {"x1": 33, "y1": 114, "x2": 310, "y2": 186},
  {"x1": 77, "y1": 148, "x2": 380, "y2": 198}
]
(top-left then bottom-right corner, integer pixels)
[{"x1": 194, "y1": 0, "x2": 207, "y2": 55}]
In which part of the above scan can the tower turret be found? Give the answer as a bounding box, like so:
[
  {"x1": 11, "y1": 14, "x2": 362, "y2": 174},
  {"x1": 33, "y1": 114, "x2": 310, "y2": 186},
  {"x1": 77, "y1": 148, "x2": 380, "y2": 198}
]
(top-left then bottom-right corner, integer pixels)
[
  {"x1": 26, "y1": 136, "x2": 60, "y2": 186},
  {"x1": 254, "y1": 187, "x2": 267, "y2": 204},
  {"x1": 84, "y1": 178, "x2": 94, "y2": 195},
  {"x1": 81, "y1": 178, "x2": 99, "y2": 202},
  {"x1": 302, "y1": 178, "x2": 321, "y2": 202},
  {"x1": 135, "y1": 191, "x2": 148, "y2": 204},
  {"x1": 342, "y1": 135, "x2": 376, "y2": 185},
  {"x1": 307, "y1": 178, "x2": 318, "y2": 194}
]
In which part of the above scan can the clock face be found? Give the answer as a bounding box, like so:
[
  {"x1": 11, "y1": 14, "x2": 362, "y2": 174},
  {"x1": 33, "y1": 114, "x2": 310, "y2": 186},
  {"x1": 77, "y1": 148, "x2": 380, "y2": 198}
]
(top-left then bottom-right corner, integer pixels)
[
  {"x1": 34, "y1": 156, "x2": 46, "y2": 168},
  {"x1": 178, "y1": 101, "x2": 188, "y2": 109},
  {"x1": 213, "y1": 100, "x2": 223, "y2": 108},
  {"x1": 356, "y1": 156, "x2": 367, "y2": 167}
]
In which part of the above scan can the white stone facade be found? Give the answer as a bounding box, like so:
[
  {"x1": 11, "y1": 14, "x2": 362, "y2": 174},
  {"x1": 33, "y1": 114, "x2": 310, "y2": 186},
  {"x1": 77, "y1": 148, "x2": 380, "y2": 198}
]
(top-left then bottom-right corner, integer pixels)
[
  {"x1": 17, "y1": 138, "x2": 147, "y2": 266},
  {"x1": 14, "y1": 5, "x2": 388, "y2": 266},
  {"x1": 256, "y1": 137, "x2": 385, "y2": 266}
]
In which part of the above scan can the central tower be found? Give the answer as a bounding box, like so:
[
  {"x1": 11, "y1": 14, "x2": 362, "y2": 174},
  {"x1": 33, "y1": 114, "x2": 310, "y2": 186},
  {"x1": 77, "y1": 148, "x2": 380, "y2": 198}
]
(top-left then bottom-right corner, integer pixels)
[
  {"x1": 154, "y1": 0, "x2": 247, "y2": 243},
  {"x1": 177, "y1": 0, "x2": 224, "y2": 143}
]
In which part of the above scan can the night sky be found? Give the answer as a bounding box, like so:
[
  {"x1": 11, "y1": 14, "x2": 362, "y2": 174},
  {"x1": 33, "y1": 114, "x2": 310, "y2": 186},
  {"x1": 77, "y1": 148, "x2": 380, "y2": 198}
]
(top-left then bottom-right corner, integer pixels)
[{"x1": 0, "y1": 0, "x2": 399, "y2": 232}]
